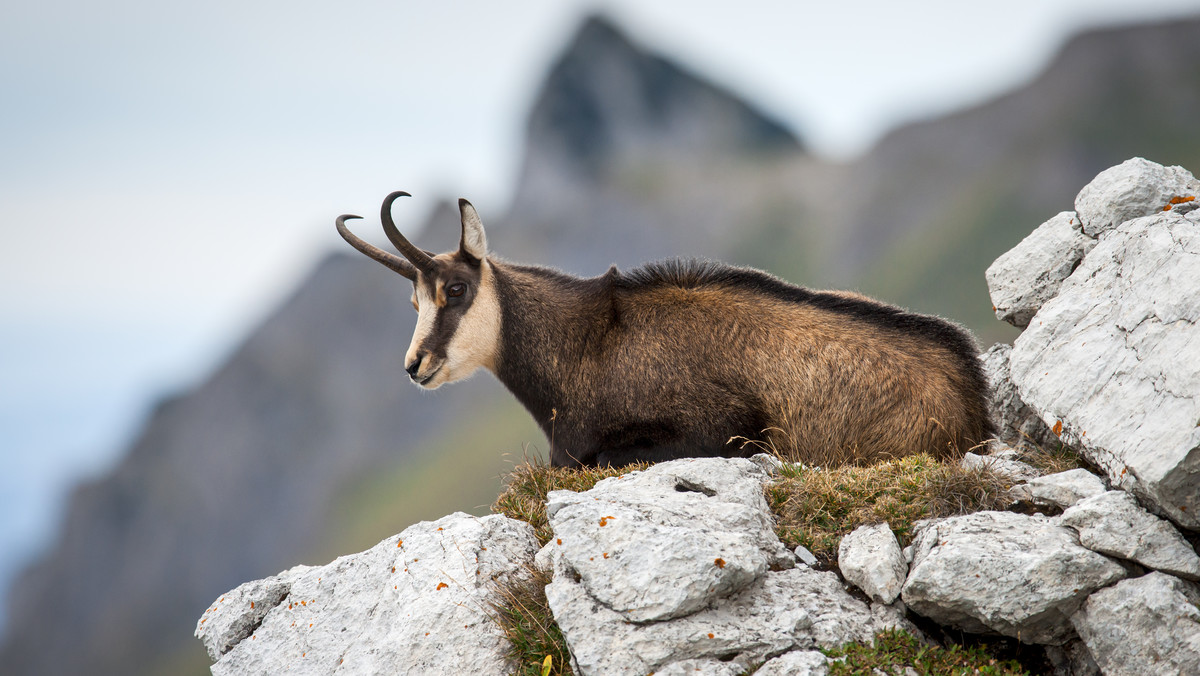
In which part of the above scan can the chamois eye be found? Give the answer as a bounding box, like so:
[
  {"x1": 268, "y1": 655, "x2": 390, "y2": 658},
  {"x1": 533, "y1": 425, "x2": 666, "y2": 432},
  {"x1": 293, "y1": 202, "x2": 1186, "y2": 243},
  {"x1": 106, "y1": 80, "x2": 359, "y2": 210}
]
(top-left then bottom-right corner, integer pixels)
[{"x1": 447, "y1": 283, "x2": 467, "y2": 298}]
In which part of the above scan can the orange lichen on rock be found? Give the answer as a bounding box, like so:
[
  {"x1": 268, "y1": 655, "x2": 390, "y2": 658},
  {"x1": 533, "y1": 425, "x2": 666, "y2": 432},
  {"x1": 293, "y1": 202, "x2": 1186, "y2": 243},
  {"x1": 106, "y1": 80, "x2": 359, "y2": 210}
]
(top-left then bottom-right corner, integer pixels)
[
  {"x1": 436, "y1": 582, "x2": 449, "y2": 590},
  {"x1": 707, "y1": 633, "x2": 715, "y2": 639},
  {"x1": 1052, "y1": 420, "x2": 1063, "y2": 437},
  {"x1": 714, "y1": 558, "x2": 726, "y2": 568}
]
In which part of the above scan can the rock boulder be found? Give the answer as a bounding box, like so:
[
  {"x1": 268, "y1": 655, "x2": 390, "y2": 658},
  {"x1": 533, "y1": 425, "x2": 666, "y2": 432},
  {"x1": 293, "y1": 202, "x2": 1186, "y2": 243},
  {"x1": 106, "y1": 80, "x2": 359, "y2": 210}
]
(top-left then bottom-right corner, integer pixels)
[
  {"x1": 901, "y1": 511, "x2": 1127, "y2": 645},
  {"x1": 196, "y1": 513, "x2": 539, "y2": 676}
]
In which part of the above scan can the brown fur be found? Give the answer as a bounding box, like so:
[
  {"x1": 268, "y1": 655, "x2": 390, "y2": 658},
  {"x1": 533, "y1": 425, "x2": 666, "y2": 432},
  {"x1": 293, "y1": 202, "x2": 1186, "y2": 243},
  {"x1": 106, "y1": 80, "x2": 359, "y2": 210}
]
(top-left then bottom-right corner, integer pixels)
[{"x1": 339, "y1": 196, "x2": 996, "y2": 468}]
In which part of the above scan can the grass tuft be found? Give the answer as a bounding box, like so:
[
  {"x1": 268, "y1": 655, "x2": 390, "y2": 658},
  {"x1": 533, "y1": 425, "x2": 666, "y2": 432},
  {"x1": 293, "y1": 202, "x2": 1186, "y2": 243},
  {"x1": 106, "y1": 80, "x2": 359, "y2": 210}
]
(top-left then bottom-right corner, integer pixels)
[
  {"x1": 823, "y1": 630, "x2": 1029, "y2": 675},
  {"x1": 490, "y1": 566, "x2": 573, "y2": 676},
  {"x1": 1007, "y1": 440, "x2": 1081, "y2": 476},
  {"x1": 767, "y1": 454, "x2": 1011, "y2": 563},
  {"x1": 492, "y1": 455, "x2": 651, "y2": 544}
]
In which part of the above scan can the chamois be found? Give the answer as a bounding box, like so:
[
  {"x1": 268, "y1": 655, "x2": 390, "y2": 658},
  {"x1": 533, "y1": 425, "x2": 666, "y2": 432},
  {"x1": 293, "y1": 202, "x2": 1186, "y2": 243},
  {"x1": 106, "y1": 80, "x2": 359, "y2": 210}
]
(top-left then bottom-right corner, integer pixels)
[{"x1": 336, "y1": 191, "x2": 995, "y2": 468}]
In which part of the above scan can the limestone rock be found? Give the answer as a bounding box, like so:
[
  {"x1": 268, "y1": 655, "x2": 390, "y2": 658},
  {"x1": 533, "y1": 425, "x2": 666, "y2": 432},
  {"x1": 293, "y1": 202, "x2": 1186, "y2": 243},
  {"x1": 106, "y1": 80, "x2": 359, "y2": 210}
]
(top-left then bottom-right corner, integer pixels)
[
  {"x1": 901, "y1": 511, "x2": 1127, "y2": 645},
  {"x1": 196, "y1": 565, "x2": 311, "y2": 661},
  {"x1": 545, "y1": 457, "x2": 791, "y2": 623},
  {"x1": 1061, "y1": 490, "x2": 1200, "y2": 580},
  {"x1": 196, "y1": 513, "x2": 538, "y2": 675},
  {"x1": 652, "y1": 659, "x2": 743, "y2": 676},
  {"x1": 960, "y1": 451, "x2": 1041, "y2": 484},
  {"x1": 1071, "y1": 572, "x2": 1200, "y2": 676},
  {"x1": 1074, "y1": 157, "x2": 1200, "y2": 236},
  {"x1": 838, "y1": 523, "x2": 907, "y2": 604},
  {"x1": 980, "y1": 344, "x2": 1058, "y2": 450},
  {"x1": 794, "y1": 545, "x2": 819, "y2": 567},
  {"x1": 749, "y1": 452, "x2": 785, "y2": 476},
  {"x1": 1008, "y1": 210, "x2": 1200, "y2": 528},
  {"x1": 546, "y1": 565, "x2": 874, "y2": 676},
  {"x1": 754, "y1": 650, "x2": 830, "y2": 676},
  {"x1": 1008, "y1": 468, "x2": 1107, "y2": 509},
  {"x1": 986, "y1": 211, "x2": 1096, "y2": 328}
]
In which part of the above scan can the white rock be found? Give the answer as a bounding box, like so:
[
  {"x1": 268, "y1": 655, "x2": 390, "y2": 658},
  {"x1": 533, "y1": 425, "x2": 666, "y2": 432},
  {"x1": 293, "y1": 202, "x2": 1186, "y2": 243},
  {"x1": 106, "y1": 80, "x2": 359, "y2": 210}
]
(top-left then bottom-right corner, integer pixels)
[
  {"x1": 547, "y1": 565, "x2": 875, "y2": 676},
  {"x1": 1074, "y1": 157, "x2": 1200, "y2": 236},
  {"x1": 196, "y1": 565, "x2": 312, "y2": 661},
  {"x1": 1008, "y1": 468, "x2": 1107, "y2": 509},
  {"x1": 838, "y1": 523, "x2": 907, "y2": 604},
  {"x1": 533, "y1": 539, "x2": 557, "y2": 575},
  {"x1": 901, "y1": 511, "x2": 1127, "y2": 645},
  {"x1": 986, "y1": 211, "x2": 1096, "y2": 328},
  {"x1": 652, "y1": 658, "x2": 743, "y2": 676},
  {"x1": 794, "y1": 545, "x2": 819, "y2": 567},
  {"x1": 981, "y1": 344, "x2": 1059, "y2": 450},
  {"x1": 1071, "y1": 572, "x2": 1200, "y2": 676},
  {"x1": 545, "y1": 457, "x2": 791, "y2": 623},
  {"x1": 960, "y1": 451, "x2": 1041, "y2": 484},
  {"x1": 1061, "y1": 490, "x2": 1200, "y2": 580},
  {"x1": 749, "y1": 452, "x2": 785, "y2": 476},
  {"x1": 196, "y1": 513, "x2": 539, "y2": 676},
  {"x1": 1008, "y1": 211, "x2": 1200, "y2": 528},
  {"x1": 754, "y1": 650, "x2": 830, "y2": 676}
]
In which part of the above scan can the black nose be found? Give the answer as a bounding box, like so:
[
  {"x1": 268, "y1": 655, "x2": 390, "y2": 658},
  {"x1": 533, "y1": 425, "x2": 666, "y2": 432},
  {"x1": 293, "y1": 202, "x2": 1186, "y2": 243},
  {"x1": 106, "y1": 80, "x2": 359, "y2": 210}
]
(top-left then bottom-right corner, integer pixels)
[{"x1": 406, "y1": 355, "x2": 423, "y2": 379}]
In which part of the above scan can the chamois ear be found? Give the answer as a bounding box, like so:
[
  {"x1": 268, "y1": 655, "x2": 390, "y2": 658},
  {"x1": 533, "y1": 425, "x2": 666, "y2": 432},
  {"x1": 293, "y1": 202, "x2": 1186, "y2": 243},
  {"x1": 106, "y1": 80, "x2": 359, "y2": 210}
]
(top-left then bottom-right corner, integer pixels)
[{"x1": 458, "y1": 198, "x2": 488, "y2": 263}]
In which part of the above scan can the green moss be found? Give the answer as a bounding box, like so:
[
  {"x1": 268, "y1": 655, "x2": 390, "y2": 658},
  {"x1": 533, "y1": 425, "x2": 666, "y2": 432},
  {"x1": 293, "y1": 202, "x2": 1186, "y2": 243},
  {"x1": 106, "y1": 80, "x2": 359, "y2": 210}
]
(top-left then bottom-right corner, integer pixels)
[{"x1": 822, "y1": 630, "x2": 1029, "y2": 675}]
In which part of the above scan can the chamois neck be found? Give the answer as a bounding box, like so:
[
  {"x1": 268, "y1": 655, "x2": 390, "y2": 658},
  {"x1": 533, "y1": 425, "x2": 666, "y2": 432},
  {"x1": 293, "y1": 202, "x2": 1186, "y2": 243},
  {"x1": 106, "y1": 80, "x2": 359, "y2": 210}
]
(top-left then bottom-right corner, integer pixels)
[{"x1": 489, "y1": 262, "x2": 612, "y2": 426}]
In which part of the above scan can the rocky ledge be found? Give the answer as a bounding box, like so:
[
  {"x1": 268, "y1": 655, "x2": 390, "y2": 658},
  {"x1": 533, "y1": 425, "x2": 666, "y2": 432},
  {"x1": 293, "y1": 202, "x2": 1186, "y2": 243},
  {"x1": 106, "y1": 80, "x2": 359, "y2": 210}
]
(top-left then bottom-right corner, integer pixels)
[{"x1": 198, "y1": 159, "x2": 1199, "y2": 675}]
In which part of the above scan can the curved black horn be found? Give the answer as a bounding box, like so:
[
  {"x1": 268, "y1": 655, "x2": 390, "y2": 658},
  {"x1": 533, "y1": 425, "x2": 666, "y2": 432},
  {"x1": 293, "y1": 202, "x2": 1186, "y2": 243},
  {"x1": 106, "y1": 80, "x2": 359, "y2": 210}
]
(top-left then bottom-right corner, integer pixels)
[
  {"x1": 380, "y1": 191, "x2": 436, "y2": 273},
  {"x1": 336, "y1": 214, "x2": 418, "y2": 280}
]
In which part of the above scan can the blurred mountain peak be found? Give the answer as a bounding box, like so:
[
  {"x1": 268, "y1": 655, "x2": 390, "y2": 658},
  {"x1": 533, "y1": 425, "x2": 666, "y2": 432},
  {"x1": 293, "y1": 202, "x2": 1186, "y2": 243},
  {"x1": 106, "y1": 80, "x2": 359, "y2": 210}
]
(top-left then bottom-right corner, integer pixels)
[{"x1": 519, "y1": 13, "x2": 802, "y2": 186}]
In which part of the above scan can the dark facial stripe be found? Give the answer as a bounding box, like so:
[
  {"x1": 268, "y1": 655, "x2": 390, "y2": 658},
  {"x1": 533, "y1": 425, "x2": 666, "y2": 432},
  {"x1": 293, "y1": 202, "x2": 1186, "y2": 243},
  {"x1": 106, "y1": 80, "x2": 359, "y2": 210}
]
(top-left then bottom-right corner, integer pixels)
[{"x1": 416, "y1": 255, "x2": 484, "y2": 359}]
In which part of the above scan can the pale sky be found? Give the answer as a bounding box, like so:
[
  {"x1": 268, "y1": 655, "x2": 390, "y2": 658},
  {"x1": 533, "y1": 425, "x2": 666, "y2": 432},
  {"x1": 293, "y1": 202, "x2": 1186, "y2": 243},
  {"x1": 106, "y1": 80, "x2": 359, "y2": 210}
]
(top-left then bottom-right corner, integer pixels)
[{"x1": 2, "y1": 0, "x2": 1198, "y2": 629}]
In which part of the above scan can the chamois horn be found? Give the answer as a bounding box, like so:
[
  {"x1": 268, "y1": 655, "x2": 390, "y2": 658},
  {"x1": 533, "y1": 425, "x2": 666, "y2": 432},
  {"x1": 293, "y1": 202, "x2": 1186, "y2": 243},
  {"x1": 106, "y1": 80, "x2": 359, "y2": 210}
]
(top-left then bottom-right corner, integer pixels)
[
  {"x1": 335, "y1": 214, "x2": 418, "y2": 280},
  {"x1": 380, "y1": 191, "x2": 436, "y2": 273}
]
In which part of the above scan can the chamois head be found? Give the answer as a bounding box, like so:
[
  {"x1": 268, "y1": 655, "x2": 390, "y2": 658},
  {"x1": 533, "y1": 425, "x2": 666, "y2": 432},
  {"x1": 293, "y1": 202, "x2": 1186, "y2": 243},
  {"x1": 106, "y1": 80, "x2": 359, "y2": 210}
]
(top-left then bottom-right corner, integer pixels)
[{"x1": 336, "y1": 192, "x2": 500, "y2": 389}]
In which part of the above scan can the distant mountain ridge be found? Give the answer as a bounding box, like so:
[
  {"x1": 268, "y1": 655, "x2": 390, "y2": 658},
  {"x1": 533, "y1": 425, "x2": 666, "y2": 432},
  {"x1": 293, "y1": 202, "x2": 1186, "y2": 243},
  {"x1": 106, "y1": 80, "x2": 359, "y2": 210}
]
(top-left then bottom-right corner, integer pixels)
[{"x1": 4, "y1": 12, "x2": 1200, "y2": 675}]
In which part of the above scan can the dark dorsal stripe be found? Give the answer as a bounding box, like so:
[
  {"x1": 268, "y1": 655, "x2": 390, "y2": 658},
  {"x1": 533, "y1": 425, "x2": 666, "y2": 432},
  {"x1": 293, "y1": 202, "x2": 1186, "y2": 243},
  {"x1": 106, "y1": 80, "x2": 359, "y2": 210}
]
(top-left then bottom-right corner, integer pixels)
[{"x1": 613, "y1": 258, "x2": 981, "y2": 366}]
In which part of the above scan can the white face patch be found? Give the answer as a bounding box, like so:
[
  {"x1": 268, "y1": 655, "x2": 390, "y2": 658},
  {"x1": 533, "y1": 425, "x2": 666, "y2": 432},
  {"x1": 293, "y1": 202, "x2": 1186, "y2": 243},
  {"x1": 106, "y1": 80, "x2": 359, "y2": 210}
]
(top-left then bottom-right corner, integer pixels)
[{"x1": 404, "y1": 261, "x2": 501, "y2": 389}]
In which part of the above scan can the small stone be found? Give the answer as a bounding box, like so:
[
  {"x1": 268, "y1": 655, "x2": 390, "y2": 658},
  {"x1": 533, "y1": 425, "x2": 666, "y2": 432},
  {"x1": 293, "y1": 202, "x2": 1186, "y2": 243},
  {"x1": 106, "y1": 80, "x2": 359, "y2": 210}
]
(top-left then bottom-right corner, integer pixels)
[
  {"x1": 838, "y1": 523, "x2": 907, "y2": 604},
  {"x1": 749, "y1": 452, "x2": 785, "y2": 476},
  {"x1": 961, "y1": 451, "x2": 1041, "y2": 484},
  {"x1": 794, "y1": 545, "x2": 819, "y2": 567},
  {"x1": 1010, "y1": 469, "x2": 1107, "y2": 509}
]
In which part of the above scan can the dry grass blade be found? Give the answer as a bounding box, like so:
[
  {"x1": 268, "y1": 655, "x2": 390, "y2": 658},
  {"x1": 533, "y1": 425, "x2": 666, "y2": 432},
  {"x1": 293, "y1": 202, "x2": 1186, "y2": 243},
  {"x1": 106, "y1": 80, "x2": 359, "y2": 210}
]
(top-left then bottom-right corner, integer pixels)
[
  {"x1": 767, "y1": 454, "x2": 1012, "y2": 563},
  {"x1": 490, "y1": 566, "x2": 573, "y2": 676}
]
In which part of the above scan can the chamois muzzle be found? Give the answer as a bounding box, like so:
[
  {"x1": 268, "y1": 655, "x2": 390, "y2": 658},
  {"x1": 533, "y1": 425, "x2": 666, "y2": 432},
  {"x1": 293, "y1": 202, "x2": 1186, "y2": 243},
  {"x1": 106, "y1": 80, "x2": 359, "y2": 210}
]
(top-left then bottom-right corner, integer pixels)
[{"x1": 335, "y1": 191, "x2": 436, "y2": 280}]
